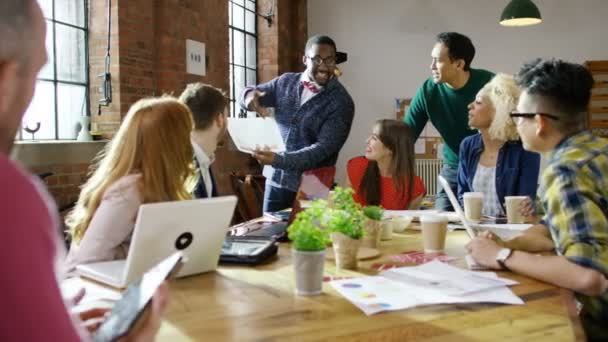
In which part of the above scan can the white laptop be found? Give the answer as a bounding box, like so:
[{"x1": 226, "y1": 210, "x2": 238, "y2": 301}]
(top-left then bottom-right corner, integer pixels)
[
  {"x1": 437, "y1": 176, "x2": 531, "y2": 240},
  {"x1": 76, "y1": 196, "x2": 237, "y2": 288}
]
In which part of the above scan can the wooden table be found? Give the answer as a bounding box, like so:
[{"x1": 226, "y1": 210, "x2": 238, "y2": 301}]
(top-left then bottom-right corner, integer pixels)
[{"x1": 161, "y1": 229, "x2": 585, "y2": 341}]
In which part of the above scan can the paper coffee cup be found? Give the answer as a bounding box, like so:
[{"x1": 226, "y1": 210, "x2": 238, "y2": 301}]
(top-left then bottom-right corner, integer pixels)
[
  {"x1": 505, "y1": 196, "x2": 527, "y2": 224},
  {"x1": 463, "y1": 192, "x2": 484, "y2": 221},
  {"x1": 380, "y1": 221, "x2": 393, "y2": 240},
  {"x1": 420, "y1": 215, "x2": 448, "y2": 253}
]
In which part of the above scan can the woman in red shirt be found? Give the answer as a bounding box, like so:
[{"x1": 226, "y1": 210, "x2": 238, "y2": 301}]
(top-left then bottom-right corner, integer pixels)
[{"x1": 346, "y1": 119, "x2": 426, "y2": 210}]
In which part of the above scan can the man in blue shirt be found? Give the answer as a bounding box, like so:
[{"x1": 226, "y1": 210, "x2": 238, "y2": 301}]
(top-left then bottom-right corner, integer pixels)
[{"x1": 240, "y1": 35, "x2": 355, "y2": 212}]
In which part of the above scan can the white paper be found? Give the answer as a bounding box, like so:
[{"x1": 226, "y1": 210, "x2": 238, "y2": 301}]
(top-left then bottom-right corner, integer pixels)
[
  {"x1": 414, "y1": 140, "x2": 426, "y2": 154},
  {"x1": 227, "y1": 117, "x2": 286, "y2": 153},
  {"x1": 330, "y1": 260, "x2": 523, "y2": 315}
]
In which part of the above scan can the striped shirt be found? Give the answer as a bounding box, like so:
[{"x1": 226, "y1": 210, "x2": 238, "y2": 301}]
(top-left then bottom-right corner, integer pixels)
[{"x1": 539, "y1": 130, "x2": 608, "y2": 339}]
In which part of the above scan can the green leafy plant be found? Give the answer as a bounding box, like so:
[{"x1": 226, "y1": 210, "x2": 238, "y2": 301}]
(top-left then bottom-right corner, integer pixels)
[
  {"x1": 325, "y1": 187, "x2": 365, "y2": 239},
  {"x1": 363, "y1": 205, "x2": 384, "y2": 221},
  {"x1": 287, "y1": 200, "x2": 330, "y2": 251},
  {"x1": 324, "y1": 208, "x2": 365, "y2": 240}
]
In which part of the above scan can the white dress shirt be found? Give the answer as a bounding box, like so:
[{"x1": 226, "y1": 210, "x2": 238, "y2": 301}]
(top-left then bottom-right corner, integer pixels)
[{"x1": 192, "y1": 139, "x2": 214, "y2": 198}]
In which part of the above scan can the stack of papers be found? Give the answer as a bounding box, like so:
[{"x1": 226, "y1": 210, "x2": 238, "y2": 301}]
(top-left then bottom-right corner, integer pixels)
[
  {"x1": 227, "y1": 117, "x2": 286, "y2": 153},
  {"x1": 330, "y1": 260, "x2": 523, "y2": 315}
]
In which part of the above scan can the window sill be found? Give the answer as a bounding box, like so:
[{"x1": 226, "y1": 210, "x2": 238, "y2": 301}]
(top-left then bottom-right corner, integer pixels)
[{"x1": 11, "y1": 140, "x2": 108, "y2": 169}]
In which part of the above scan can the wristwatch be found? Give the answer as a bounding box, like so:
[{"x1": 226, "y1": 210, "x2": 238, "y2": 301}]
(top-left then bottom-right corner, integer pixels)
[{"x1": 495, "y1": 248, "x2": 513, "y2": 271}]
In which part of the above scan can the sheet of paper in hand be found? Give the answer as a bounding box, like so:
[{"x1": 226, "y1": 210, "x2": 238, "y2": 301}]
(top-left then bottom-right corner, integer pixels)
[{"x1": 228, "y1": 117, "x2": 286, "y2": 153}]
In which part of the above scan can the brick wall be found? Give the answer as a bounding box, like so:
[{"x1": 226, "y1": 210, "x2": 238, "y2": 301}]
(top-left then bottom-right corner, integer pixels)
[
  {"x1": 83, "y1": 0, "x2": 308, "y2": 198},
  {"x1": 31, "y1": 164, "x2": 90, "y2": 210}
]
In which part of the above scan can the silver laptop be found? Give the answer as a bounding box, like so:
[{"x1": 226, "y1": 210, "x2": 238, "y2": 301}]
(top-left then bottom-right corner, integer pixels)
[
  {"x1": 76, "y1": 196, "x2": 237, "y2": 288},
  {"x1": 437, "y1": 176, "x2": 528, "y2": 240}
]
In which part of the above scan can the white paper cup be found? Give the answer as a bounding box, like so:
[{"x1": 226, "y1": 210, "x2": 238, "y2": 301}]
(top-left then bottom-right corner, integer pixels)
[
  {"x1": 505, "y1": 196, "x2": 527, "y2": 224},
  {"x1": 420, "y1": 215, "x2": 448, "y2": 253},
  {"x1": 380, "y1": 221, "x2": 393, "y2": 240},
  {"x1": 463, "y1": 192, "x2": 484, "y2": 221}
]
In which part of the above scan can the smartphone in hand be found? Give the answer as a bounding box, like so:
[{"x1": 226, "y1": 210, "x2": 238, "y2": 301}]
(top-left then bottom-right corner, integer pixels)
[{"x1": 93, "y1": 252, "x2": 183, "y2": 342}]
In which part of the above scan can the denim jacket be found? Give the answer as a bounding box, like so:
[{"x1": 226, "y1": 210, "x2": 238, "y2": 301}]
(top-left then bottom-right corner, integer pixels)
[{"x1": 457, "y1": 133, "x2": 540, "y2": 213}]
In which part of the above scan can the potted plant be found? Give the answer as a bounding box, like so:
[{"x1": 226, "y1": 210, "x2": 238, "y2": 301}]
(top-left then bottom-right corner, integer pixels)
[
  {"x1": 287, "y1": 201, "x2": 330, "y2": 296},
  {"x1": 361, "y1": 205, "x2": 384, "y2": 248},
  {"x1": 326, "y1": 187, "x2": 365, "y2": 270}
]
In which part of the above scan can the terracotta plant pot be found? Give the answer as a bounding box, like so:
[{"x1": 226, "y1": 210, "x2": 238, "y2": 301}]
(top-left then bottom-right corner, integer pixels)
[
  {"x1": 330, "y1": 232, "x2": 361, "y2": 270},
  {"x1": 292, "y1": 249, "x2": 326, "y2": 296},
  {"x1": 361, "y1": 219, "x2": 381, "y2": 248}
]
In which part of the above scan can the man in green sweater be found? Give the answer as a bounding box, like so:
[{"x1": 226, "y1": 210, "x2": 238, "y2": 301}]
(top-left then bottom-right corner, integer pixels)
[{"x1": 404, "y1": 32, "x2": 494, "y2": 211}]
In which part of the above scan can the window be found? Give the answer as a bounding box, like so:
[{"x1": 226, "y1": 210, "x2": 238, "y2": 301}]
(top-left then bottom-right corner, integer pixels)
[
  {"x1": 229, "y1": 0, "x2": 257, "y2": 118},
  {"x1": 20, "y1": 0, "x2": 89, "y2": 140}
]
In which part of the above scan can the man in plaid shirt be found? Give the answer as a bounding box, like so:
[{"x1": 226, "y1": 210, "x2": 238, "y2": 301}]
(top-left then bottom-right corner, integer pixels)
[{"x1": 467, "y1": 58, "x2": 608, "y2": 340}]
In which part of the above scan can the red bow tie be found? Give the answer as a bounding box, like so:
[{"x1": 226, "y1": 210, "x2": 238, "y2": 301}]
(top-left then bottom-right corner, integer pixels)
[{"x1": 302, "y1": 80, "x2": 320, "y2": 94}]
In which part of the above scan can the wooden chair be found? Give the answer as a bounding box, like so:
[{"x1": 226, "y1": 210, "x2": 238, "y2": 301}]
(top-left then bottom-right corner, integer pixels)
[{"x1": 229, "y1": 172, "x2": 266, "y2": 224}]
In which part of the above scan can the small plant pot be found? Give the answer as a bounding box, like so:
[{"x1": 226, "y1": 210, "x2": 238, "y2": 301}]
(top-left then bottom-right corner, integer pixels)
[
  {"x1": 330, "y1": 232, "x2": 361, "y2": 270},
  {"x1": 361, "y1": 219, "x2": 382, "y2": 248},
  {"x1": 292, "y1": 249, "x2": 326, "y2": 296}
]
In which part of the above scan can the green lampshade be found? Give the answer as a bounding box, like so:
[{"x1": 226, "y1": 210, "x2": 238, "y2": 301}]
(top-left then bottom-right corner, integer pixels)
[{"x1": 500, "y1": 0, "x2": 542, "y2": 27}]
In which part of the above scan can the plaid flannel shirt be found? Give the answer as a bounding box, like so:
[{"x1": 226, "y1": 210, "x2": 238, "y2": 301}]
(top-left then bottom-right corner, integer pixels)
[{"x1": 539, "y1": 130, "x2": 608, "y2": 339}]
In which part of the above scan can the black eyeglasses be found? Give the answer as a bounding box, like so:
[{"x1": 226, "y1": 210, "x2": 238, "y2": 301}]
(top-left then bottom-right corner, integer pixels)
[
  {"x1": 509, "y1": 112, "x2": 560, "y2": 125},
  {"x1": 306, "y1": 55, "x2": 336, "y2": 66}
]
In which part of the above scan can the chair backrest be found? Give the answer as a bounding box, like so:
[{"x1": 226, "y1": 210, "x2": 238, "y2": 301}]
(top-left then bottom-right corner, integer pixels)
[{"x1": 230, "y1": 172, "x2": 266, "y2": 223}]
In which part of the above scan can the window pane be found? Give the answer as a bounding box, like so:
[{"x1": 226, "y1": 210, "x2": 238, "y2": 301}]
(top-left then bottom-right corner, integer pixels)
[
  {"x1": 22, "y1": 81, "x2": 56, "y2": 140},
  {"x1": 57, "y1": 84, "x2": 87, "y2": 139},
  {"x1": 56, "y1": 24, "x2": 86, "y2": 82},
  {"x1": 38, "y1": 0, "x2": 53, "y2": 19},
  {"x1": 246, "y1": 1, "x2": 255, "y2": 11},
  {"x1": 232, "y1": 3, "x2": 244, "y2": 29},
  {"x1": 55, "y1": 0, "x2": 85, "y2": 27},
  {"x1": 233, "y1": 30, "x2": 244, "y2": 66},
  {"x1": 39, "y1": 20, "x2": 55, "y2": 79},
  {"x1": 246, "y1": 69, "x2": 256, "y2": 87},
  {"x1": 245, "y1": 10, "x2": 255, "y2": 33},
  {"x1": 234, "y1": 66, "x2": 246, "y2": 106},
  {"x1": 246, "y1": 35, "x2": 256, "y2": 68},
  {"x1": 232, "y1": 0, "x2": 245, "y2": 6}
]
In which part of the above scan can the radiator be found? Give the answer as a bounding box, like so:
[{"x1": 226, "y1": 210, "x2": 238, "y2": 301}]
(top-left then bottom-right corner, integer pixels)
[{"x1": 415, "y1": 159, "x2": 444, "y2": 195}]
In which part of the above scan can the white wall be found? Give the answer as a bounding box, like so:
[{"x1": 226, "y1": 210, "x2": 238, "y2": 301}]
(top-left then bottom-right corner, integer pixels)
[{"x1": 308, "y1": 0, "x2": 608, "y2": 183}]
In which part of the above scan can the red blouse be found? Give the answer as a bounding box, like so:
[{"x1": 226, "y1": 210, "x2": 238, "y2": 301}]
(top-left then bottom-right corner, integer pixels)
[{"x1": 347, "y1": 156, "x2": 426, "y2": 210}]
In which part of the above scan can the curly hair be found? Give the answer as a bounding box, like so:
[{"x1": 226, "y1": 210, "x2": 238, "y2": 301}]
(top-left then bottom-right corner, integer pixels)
[{"x1": 479, "y1": 73, "x2": 521, "y2": 141}]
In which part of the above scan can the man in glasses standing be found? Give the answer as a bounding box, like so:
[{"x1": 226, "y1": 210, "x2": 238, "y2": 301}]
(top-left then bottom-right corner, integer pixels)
[
  {"x1": 404, "y1": 32, "x2": 494, "y2": 211},
  {"x1": 240, "y1": 35, "x2": 354, "y2": 212},
  {"x1": 467, "y1": 58, "x2": 608, "y2": 340}
]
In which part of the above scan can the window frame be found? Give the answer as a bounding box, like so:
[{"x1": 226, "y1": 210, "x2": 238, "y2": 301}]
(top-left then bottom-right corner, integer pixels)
[
  {"x1": 228, "y1": 0, "x2": 258, "y2": 118},
  {"x1": 20, "y1": 0, "x2": 90, "y2": 140}
]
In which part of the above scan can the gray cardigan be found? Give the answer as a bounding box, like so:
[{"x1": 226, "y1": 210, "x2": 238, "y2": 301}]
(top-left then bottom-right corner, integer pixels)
[{"x1": 241, "y1": 72, "x2": 354, "y2": 192}]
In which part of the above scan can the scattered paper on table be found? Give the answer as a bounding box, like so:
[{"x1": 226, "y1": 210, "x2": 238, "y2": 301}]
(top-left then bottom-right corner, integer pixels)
[{"x1": 330, "y1": 260, "x2": 522, "y2": 315}]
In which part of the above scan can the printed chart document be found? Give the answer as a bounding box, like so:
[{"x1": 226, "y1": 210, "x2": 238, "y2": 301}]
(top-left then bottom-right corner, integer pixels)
[
  {"x1": 330, "y1": 260, "x2": 523, "y2": 315},
  {"x1": 228, "y1": 117, "x2": 286, "y2": 153}
]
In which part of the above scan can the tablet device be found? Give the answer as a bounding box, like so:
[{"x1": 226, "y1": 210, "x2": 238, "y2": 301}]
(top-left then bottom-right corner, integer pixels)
[
  {"x1": 93, "y1": 252, "x2": 184, "y2": 342},
  {"x1": 219, "y1": 237, "x2": 278, "y2": 265}
]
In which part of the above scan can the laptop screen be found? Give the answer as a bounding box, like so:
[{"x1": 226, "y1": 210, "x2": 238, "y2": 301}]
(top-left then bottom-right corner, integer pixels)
[{"x1": 437, "y1": 175, "x2": 477, "y2": 239}]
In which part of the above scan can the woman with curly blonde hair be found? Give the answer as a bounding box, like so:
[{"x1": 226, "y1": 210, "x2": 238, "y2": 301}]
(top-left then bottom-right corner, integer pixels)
[
  {"x1": 64, "y1": 97, "x2": 197, "y2": 272},
  {"x1": 457, "y1": 73, "x2": 540, "y2": 218}
]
